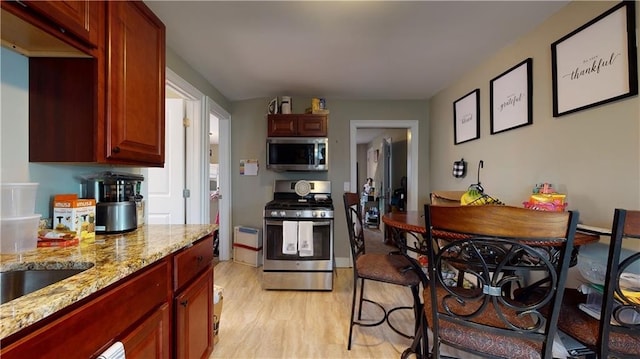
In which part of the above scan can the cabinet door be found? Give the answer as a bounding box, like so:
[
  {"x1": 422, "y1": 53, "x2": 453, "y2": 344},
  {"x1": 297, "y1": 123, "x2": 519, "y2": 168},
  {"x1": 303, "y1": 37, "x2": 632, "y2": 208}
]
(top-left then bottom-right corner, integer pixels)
[
  {"x1": 268, "y1": 115, "x2": 297, "y2": 136},
  {"x1": 175, "y1": 267, "x2": 213, "y2": 359},
  {"x1": 297, "y1": 114, "x2": 327, "y2": 136},
  {"x1": 107, "y1": 1, "x2": 165, "y2": 166},
  {"x1": 24, "y1": 0, "x2": 100, "y2": 47},
  {"x1": 122, "y1": 303, "x2": 170, "y2": 359}
]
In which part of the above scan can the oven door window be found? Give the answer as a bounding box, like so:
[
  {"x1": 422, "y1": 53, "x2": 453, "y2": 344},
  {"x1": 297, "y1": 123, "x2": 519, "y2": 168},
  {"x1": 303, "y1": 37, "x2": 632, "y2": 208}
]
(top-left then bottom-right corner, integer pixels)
[{"x1": 265, "y1": 220, "x2": 332, "y2": 260}]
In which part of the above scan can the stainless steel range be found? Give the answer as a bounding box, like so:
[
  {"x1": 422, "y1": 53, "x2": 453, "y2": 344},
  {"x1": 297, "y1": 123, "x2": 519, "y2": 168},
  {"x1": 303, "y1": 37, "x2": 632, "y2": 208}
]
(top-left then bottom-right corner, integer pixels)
[{"x1": 263, "y1": 180, "x2": 334, "y2": 291}]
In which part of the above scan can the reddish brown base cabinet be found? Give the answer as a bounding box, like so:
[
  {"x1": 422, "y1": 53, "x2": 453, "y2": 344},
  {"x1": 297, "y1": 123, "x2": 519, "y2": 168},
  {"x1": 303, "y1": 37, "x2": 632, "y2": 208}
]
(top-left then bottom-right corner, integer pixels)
[
  {"x1": 0, "y1": 259, "x2": 170, "y2": 359},
  {"x1": 175, "y1": 267, "x2": 214, "y2": 359},
  {"x1": 0, "y1": 234, "x2": 215, "y2": 359},
  {"x1": 122, "y1": 303, "x2": 171, "y2": 359}
]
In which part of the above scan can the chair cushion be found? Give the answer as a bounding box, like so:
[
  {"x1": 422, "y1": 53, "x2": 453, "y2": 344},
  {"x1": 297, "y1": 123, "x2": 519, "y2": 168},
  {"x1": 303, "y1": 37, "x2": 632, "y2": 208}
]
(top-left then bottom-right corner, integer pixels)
[
  {"x1": 356, "y1": 253, "x2": 419, "y2": 286},
  {"x1": 558, "y1": 289, "x2": 640, "y2": 356},
  {"x1": 423, "y1": 286, "x2": 545, "y2": 359}
]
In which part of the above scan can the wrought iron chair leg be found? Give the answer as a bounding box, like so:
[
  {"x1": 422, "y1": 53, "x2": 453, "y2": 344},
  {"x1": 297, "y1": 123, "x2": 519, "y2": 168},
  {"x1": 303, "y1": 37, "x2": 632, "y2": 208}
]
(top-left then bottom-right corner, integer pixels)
[
  {"x1": 357, "y1": 277, "x2": 366, "y2": 320},
  {"x1": 347, "y1": 274, "x2": 358, "y2": 350}
]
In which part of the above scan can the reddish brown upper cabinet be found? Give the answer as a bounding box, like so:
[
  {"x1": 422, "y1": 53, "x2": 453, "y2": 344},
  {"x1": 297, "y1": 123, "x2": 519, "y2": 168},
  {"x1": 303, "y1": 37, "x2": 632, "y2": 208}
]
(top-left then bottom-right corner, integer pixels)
[
  {"x1": 21, "y1": 0, "x2": 100, "y2": 48},
  {"x1": 6, "y1": 0, "x2": 166, "y2": 167},
  {"x1": 105, "y1": 1, "x2": 165, "y2": 166},
  {"x1": 267, "y1": 114, "x2": 328, "y2": 137},
  {"x1": 1, "y1": 0, "x2": 100, "y2": 56}
]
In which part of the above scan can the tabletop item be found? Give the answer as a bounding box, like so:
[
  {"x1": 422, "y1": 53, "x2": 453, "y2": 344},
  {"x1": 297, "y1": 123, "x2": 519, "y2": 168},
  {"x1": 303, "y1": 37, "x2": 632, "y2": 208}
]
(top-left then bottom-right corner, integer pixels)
[
  {"x1": 524, "y1": 182, "x2": 567, "y2": 211},
  {"x1": 280, "y1": 96, "x2": 291, "y2": 114},
  {"x1": 0, "y1": 182, "x2": 41, "y2": 253},
  {"x1": 1, "y1": 183, "x2": 38, "y2": 217},
  {"x1": 268, "y1": 97, "x2": 278, "y2": 114},
  {"x1": 81, "y1": 171, "x2": 143, "y2": 234}
]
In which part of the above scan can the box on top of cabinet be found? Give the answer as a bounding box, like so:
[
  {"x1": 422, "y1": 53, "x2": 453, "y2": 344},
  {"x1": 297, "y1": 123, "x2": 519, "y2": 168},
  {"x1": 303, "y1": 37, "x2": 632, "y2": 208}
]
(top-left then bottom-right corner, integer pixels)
[{"x1": 53, "y1": 194, "x2": 96, "y2": 241}]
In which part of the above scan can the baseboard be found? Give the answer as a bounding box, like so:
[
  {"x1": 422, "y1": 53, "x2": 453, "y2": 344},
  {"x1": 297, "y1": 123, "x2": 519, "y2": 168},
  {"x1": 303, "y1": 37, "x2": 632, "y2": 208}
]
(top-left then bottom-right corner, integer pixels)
[{"x1": 335, "y1": 256, "x2": 352, "y2": 268}]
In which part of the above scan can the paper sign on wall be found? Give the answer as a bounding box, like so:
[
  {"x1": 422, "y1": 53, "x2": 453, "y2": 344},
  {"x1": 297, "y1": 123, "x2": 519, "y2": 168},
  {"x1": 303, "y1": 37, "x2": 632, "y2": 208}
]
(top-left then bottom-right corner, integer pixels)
[{"x1": 240, "y1": 159, "x2": 259, "y2": 176}]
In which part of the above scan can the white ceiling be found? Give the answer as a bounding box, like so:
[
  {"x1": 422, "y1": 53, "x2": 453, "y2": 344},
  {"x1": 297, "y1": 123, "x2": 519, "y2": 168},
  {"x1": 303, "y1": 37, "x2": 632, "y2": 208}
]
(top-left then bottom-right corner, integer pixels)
[{"x1": 145, "y1": 1, "x2": 568, "y2": 102}]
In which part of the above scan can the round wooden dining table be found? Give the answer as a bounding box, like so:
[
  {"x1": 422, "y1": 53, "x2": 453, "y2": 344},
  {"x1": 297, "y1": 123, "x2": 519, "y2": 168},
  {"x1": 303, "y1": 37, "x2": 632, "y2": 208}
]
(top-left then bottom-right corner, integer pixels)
[{"x1": 382, "y1": 210, "x2": 600, "y2": 246}]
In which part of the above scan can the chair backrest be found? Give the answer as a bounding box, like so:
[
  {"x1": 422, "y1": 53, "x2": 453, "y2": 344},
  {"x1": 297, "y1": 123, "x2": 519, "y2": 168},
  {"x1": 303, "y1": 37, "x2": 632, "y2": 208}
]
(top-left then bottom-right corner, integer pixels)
[
  {"x1": 599, "y1": 208, "x2": 640, "y2": 358},
  {"x1": 343, "y1": 192, "x2": 366, "y2": 260},
  {"x1": 414, "y1": 204, "x2": 579, "y2": 359}
]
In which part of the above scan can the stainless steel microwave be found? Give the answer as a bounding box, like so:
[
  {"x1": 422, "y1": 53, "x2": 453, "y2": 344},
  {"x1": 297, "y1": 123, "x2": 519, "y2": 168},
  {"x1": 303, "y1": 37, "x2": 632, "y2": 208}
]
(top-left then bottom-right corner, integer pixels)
[{"x1": 266, "y1": 137, "x2": 328, "y2": 172}]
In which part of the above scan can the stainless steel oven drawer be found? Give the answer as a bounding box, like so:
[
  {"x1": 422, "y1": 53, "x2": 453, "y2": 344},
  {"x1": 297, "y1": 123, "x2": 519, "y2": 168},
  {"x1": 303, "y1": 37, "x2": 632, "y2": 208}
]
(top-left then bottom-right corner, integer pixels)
[{"x1": 262, "y1": 270, "x2": 333, "y2": 291}]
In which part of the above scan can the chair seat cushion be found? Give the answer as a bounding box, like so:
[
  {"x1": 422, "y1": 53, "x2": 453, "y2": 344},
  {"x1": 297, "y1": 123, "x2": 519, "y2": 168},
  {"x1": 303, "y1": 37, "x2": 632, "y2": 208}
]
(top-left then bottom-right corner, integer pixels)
[
  {"x1": 423, "y1": 285, "x2": 545, "y2": 359},
  {"x1": 558, "y1": 289, "x2": 640, "y2": 356},
  {"x1": 356, "y1": 253, "x2": 419, "y2": 286}
]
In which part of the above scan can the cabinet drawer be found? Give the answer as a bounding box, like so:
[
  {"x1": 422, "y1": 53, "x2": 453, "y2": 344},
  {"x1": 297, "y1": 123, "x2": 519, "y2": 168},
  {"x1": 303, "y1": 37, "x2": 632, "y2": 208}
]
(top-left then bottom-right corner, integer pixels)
[
  {"x1": 0, "y1": 259, "x2": 170, "y2": 359},
  {"x1": 173, "y1": 235, "x2": 213, "y2": 291}
]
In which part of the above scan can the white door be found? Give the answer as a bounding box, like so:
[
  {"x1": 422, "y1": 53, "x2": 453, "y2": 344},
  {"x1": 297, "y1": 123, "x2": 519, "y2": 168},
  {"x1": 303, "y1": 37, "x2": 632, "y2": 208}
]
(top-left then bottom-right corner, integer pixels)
[{"x1": 147, "y1": 98, "x2": 186, "y2": 224}]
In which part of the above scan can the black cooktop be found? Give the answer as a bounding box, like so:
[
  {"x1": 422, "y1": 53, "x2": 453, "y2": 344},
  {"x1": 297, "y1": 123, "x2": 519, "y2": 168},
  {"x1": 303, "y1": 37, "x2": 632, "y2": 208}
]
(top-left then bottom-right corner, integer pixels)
[{"x1": 265, "y1": 197, "x2": 333, "y2": 210}]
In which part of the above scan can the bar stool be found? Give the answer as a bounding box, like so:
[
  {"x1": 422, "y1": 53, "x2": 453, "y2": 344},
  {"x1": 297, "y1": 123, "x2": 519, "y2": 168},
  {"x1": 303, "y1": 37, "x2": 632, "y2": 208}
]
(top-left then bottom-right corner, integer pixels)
[{"x1": 342, "y1": 192, "x2": 421, "y2": 350}]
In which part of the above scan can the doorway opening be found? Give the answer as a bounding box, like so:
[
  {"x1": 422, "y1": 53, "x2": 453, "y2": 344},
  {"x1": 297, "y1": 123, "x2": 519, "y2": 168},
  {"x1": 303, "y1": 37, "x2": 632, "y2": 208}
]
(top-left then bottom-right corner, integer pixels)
[{"x1": 349, "y1": 120, "x2": 419, "y2": 212}]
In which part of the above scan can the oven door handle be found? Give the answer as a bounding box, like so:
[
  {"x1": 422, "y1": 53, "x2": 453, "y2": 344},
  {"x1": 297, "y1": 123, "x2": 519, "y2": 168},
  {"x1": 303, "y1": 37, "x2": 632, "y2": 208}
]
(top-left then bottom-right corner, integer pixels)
[{"x1": 265, "y1": 220, "x2": 332, "y2": 226}]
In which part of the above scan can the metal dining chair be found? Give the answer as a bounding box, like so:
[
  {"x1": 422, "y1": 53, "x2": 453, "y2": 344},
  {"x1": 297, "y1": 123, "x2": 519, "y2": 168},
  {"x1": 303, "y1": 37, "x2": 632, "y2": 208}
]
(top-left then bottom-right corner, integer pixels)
[
  {"x1": 399, "y1": 204, "x2": 579, "y2": 359},
  {"x1": 342, "y1": 192, "x2": 421, "y2": 351},
  {"x1": 557, "y1": 208, "x2": 640, "y2": 358}
]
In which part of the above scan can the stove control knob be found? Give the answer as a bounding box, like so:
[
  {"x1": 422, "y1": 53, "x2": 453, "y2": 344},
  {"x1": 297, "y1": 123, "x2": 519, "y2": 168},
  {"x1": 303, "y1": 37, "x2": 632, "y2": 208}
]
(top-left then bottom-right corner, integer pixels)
[
  {"x1": 311, "y1": 212, "x2": 318, "y2": 217},
  {"x1": 296, "y1": 211, "x2": 302, "y2": 217},
  {"x1": 279, "y1": 211, "x2": 286, "y2": 217},
  {"x1": 271, "y1": 211, "x2": 279, "y2": 217},
  {"x1": 320, "y1": 211, "x2": 326, "y2": 217}
]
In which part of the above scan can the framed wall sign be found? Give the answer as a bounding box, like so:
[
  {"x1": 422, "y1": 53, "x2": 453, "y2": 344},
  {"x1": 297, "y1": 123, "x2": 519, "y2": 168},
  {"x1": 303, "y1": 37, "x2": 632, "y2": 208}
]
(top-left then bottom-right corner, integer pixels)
[
  {"x1": 490, "y1": 58, "x2": 533, "y2": 134},
  {"x1": 453, "y1": 89, "x2": 480, "y2": 145},
  {"x1": 551, "y1": 1, "x2": 638, "y2": 117}
]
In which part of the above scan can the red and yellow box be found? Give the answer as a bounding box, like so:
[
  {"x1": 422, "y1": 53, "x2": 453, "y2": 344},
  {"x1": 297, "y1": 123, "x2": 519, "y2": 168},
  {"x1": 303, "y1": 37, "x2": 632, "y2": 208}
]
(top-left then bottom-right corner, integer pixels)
[{"x1": 53, "y1": 194, "x2": 96, "y2": 242}]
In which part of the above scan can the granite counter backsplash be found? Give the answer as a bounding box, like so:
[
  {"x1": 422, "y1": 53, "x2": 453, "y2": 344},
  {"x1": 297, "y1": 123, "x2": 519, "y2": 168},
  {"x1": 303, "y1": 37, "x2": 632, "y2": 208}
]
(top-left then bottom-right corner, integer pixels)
[{"x1": 0, "y1": 224, "x2": 214, "y2": 340}]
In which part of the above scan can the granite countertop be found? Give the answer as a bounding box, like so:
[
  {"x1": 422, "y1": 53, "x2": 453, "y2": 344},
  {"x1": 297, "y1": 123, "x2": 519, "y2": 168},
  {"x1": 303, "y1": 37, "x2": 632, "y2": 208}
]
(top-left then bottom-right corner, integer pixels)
[{"x1": 0, "y1": 224, "x2": 215, "y2": 340}]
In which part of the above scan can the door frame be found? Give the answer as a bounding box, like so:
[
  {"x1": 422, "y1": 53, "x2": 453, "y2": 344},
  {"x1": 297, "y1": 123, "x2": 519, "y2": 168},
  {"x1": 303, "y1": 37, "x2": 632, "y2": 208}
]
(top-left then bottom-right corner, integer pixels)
[
  {"x1": 349, "y1": 120, "x2": 419, "y2": 212},
  {"x1": 163, "y1": 68, "x2": 204, "y2": 224},
  {"x1": 149, "y1": 69, "x2": 232, "y2": 260},
  {"x1": 206, "y1": 97, "x2": 231, "y2": 261}
]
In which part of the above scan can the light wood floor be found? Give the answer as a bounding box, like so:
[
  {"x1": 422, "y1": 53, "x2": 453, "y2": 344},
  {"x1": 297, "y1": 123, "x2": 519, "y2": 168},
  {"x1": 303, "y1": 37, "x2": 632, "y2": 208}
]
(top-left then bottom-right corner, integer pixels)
[{"x1": 209, "y1": 260, "x2": 416, "y2": 359}]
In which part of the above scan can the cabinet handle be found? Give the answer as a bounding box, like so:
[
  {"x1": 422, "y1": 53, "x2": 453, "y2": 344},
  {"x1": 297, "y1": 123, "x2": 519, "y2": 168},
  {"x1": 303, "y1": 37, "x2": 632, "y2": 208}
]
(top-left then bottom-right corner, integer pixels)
[
  {"x1": 196, "y1": 255, "x2": 204, "y2": 263},
  {"x1": 112, "y1": 146, "x2": 121, "y2": 153},
  {"x1": 180, "y1": 300, "x2": 188, "y2": 307}
]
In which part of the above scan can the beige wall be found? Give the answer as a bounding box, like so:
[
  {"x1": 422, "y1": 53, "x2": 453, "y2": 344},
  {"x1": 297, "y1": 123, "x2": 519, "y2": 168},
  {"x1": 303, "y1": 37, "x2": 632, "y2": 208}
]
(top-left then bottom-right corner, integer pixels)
[{"x1": 429, "y1": 1, "x2": 640, "y2": 228}]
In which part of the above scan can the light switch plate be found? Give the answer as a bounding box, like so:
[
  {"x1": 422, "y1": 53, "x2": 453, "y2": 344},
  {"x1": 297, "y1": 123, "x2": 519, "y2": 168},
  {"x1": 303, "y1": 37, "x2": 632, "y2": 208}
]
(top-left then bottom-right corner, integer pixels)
[{"x1": 343, "y1": 182, "x2": 350, "y2": 191}]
